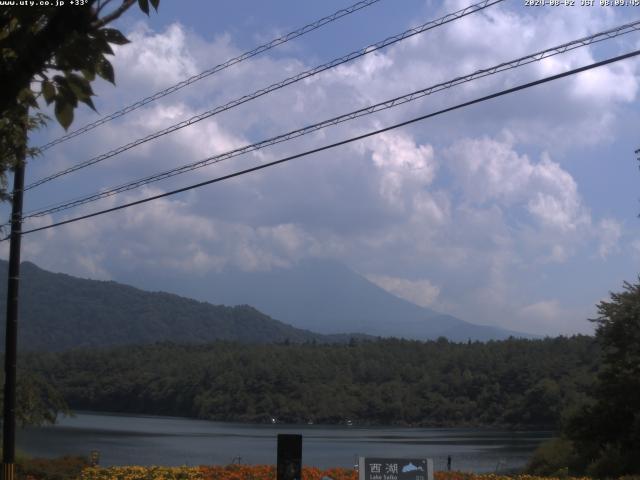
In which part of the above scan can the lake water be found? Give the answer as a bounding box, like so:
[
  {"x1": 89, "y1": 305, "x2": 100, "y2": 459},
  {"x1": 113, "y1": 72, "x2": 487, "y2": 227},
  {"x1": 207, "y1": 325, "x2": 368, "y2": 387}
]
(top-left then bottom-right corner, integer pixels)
[{"x1": 17, "y1": 412, "x2": 551, "y2": 473}]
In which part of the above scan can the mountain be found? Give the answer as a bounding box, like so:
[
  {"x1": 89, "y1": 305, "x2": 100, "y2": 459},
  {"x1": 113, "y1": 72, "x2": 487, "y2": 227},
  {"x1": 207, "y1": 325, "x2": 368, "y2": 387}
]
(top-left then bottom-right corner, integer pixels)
[
  {"x1": 116, "y1": 259, "x2": 532, "y2": 341},
  {"x1": 0, "y1": 260, "x2": 363, "y2": 351}
]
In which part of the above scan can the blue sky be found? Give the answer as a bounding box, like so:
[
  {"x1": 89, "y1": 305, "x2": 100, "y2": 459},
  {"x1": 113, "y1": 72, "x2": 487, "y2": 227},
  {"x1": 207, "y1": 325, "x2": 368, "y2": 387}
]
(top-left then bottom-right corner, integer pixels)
[{"x1": 4, "y1": 0, "x2": 640, "y2": 336}]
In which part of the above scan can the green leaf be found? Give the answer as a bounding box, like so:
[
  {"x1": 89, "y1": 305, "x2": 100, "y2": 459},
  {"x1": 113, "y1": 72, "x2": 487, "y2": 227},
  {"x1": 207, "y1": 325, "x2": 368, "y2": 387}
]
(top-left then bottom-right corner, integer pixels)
[
  {"x1": 96, "y1": 57, "x2": 115, "y2": 84},
  {"x1": 18, "y1": 88, "x2": 38, "y2": 108},
  {"x1": 56, "y1": 34, "x2": 99, "y2": 70},
  {"x1": 54, "y1": 99, "x2": 74, "y2": 130},
  {"x1": 138, "y1": 0, "x2": 150, "y2": 15},
  {"x1": 93, "y1": 37, "x2": 114, "y2": 55},
  {"x1": 100, "y1": 28, "x2": 130, "y2": 46},
  {"x1": 59, "y1": 89, "x2": 78, "y2": 109},
  {"x1": 52, "y1": 77, "x2": 77, "y2": 108},
  {"x1": 66, "y1": 72, "x2": 94, "y2": 97},
  {"x1": 64, "y1": 74, "x2": 97, "y2": 113},
  {"x1": 1, "y1": 47, "x2": 18, "y2": 60},
  {"x1": 42, "y1": 80, "x2": 55, "y2": 105},
  {"x1": 81, "y1": 68, "x2": 95, "y2": 82},
  {"x1": 79, "y1": 96, "x2": 97, "y2": 113},
  {"x1": 150, "y1": 0, "x2": 160, "y2": 11}
]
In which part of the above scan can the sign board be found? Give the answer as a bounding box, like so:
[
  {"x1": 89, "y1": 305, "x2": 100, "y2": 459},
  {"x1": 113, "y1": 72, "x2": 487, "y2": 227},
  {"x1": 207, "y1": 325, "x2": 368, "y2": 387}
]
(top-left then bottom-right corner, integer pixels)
[{"x1": 358, "y1": 458, "x2": 433, "y2": 480}]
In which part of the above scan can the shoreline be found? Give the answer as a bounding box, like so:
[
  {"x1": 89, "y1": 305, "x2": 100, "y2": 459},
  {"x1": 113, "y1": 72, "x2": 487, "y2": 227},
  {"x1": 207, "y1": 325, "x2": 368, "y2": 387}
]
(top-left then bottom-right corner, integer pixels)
[{"x1": 55, "y1": 409, "x2": 558, "y2": 433}]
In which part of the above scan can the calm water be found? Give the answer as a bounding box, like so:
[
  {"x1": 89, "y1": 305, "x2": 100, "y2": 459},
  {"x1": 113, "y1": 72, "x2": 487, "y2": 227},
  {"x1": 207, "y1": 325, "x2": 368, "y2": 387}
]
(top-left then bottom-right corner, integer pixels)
[{"x1": 17, "y1": 412, "x2": 551, "y2": 472}]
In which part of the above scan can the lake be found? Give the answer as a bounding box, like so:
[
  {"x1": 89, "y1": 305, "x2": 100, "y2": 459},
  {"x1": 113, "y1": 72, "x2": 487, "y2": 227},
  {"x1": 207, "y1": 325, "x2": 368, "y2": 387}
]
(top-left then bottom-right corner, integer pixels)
[{"x1": 17, "y1": 412, "x2": 551, "y2": 473}]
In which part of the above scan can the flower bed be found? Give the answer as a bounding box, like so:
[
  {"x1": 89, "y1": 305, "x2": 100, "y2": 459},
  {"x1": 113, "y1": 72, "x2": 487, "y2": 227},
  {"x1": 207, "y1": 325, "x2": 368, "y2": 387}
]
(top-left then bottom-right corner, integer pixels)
[
  {"x1": 80, "y1": 466, "x2": 203, "y2": 480},
  {"x1": 78, "y1": 465, "x2": 598, "y2": 480}
]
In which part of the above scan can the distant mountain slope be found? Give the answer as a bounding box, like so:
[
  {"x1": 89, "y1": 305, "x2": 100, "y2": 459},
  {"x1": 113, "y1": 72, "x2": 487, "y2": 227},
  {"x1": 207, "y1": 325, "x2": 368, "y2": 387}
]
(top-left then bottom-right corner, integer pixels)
[
  {"x1": 117, "y1": 259, "x2": 533, "y2": 341},
  {"x1": 0, "y1": 261, "x2": 359, "y2": 351}
]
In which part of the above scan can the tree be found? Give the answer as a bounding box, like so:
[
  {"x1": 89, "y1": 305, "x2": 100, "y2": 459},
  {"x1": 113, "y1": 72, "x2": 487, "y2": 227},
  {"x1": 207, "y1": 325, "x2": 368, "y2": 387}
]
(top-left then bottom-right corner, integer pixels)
[
  {"x1": 566, "y1": 279, "x2": 640, "y2": 476},
  {"x1": 0, "y1": 369, "x2": 68, "y2": 427},
  {"x1": 0, "y1": 0, "x2": 160, "y2": 431},
  {"x1": 0, "y1": 0, "x2": 159, "y2": 198}
]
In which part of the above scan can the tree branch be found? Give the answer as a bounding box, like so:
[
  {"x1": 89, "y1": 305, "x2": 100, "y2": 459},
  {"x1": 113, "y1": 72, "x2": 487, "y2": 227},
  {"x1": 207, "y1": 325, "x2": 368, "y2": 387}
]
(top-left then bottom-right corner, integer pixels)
[{"x1": 92, "y1": 0, "x2": 136, "y2": 29}]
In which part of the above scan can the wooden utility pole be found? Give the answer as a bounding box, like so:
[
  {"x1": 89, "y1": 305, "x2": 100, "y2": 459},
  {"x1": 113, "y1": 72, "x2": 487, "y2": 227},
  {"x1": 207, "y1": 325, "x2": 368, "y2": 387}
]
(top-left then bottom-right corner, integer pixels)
[{"x1": 2, "y1": 128, "x2": 26, "y2": 480}]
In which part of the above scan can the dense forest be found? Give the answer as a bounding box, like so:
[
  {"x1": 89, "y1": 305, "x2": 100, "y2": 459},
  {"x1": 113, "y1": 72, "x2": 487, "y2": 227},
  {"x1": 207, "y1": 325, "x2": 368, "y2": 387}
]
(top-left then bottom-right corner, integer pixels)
[{"x1": 23, "y1": 335, "x2": 598, "y2": 429}]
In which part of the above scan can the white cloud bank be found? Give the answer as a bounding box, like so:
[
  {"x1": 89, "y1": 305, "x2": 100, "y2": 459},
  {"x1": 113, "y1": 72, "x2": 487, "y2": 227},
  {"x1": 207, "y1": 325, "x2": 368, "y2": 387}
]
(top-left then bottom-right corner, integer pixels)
[{"x1": 366, "y1": 274, "x2": 441, "y2": 308}]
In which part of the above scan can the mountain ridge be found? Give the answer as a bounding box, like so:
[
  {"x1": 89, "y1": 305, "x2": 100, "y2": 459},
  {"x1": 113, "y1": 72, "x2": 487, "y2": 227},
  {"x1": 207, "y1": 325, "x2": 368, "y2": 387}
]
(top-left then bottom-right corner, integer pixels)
[
  {"x1": 0, "y1": 258, "x2": 533, "y2": 351},
  {"x1": 115, "y1": 258, "x2": 533, "y2": 341},
  {"x1": 0, "y1": 260, "x2": 367, "y2": 351}
]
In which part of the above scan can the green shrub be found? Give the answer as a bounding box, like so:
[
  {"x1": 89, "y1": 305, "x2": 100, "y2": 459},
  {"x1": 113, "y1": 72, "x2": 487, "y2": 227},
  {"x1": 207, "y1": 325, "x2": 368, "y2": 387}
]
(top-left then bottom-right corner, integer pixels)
[
  {"x1": 584, "y1": 443, "x2": 640, "y2": 479},
  {"x1": 526, "y1": 437, "x2": 579, "y2": 476}
]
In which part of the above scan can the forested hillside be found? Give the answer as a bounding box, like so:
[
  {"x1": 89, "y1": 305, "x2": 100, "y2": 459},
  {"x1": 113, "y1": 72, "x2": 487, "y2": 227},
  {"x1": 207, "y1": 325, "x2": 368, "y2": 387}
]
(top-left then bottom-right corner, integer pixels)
[
  {"x1": 24, "y1": 336, "x2": 598, "y2": 428},
  {"x1": 0, "y1": 261, "x2": 364, "y2": 350}
]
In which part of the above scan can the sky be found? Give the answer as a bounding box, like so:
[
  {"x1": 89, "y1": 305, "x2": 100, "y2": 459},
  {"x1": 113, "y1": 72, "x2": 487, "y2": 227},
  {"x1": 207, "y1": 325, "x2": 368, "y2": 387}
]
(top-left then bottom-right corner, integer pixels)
[{"x1": 3, "y1": 0, "x2": 640, "y2": 336}]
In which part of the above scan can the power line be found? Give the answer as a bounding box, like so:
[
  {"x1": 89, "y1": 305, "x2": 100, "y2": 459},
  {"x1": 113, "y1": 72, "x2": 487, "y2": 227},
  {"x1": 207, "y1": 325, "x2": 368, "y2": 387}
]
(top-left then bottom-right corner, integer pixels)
[
  {"x1": 35, "y1": 0, "x2": 384, "y2": 153},
  {"x1": 19, "y1": 18, "x2": 640, "y2": 218},
  {"x1": 24, "y1": 0, "x2": 504, "y2": 192},
  {"x1": 19, "y1": 18, "x2": 640, "y2": 221},
  {"x1": 12, "y1": 48, "x2": 640, "y2": 239}
]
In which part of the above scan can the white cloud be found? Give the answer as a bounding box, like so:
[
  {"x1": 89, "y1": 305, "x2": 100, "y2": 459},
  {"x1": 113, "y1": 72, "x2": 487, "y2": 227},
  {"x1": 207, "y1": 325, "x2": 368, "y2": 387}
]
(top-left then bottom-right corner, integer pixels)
[
  {"x1": 516, "y1": 300, "x2": 594, "y2": 336},
  {"x1": 527, "y1": 156, "x2": 587, "y2": 231},
  {"x1": 570, "y1": 62, "x2": 638, "y2": 105},
  {"x1": 19, "y1": 186, "x2": 351, "y2": 278},
  {"x1": 332, "y1": 50, "x2": 393, "y2": 86},
  {"x1": 364, "y1": 131, "x2": 437, "y2": 210},
  {"x1": 446, "y1": 138, "x2": 589, "y2": 232},
  {"x1": 115, "y1": 23, "x2": 199, "y2": 88},
  {"x1": 596, "y1": 218, "x2": 622, "y2": 259},
  {"x1": 411, "y1": 190, "x2": 450, "y2": 227},
  {"x1": 366, "y1": 274, "x2": 441, "y2": 308},
  {"x1": 546, "y1": 245, "x2": 568, "y2": 264},
  {"x1": 446, "y1": 137, "x2": 533, "y2": 204}
]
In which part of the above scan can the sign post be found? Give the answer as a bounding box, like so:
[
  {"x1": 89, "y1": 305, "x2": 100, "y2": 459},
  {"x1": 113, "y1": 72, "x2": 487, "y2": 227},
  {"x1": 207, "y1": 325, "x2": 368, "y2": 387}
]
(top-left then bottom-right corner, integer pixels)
[
  {"x1": 277, "y1": 434, "x2": 302, "y2": 480},
  {"x1": 359, "y1": 457, "x2": 433, "y2": 480}
]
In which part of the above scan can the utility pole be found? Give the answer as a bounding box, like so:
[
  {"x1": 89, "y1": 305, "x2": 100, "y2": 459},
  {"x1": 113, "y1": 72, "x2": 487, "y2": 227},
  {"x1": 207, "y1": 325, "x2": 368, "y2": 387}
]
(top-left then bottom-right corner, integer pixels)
[{"x1": 2, "y1": 115, "x2": 26, "y2": 480}]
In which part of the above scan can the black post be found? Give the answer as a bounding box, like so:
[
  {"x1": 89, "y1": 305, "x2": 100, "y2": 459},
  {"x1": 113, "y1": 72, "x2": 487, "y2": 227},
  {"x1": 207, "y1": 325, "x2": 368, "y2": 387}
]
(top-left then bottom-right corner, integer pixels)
[
  {"x1": 2, "y1": 160, "x2": 25, "y2": 480},
  {"x1": 277, "y1": 434, "x2": 302, "y2": 480}
]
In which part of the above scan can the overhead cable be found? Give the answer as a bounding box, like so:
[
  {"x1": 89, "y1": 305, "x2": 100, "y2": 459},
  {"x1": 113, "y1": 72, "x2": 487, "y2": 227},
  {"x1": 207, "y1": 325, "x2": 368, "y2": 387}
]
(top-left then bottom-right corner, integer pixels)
[
  {"x1": 25, "y1": 0, "x2": 504, "y2": 191},
  {"x1": 35, "y1": 0, "x2": 384, "y2": 152},
  {"x1": 19, "y1": 19, "x2": 640, "y2": 220},
  {"x1": 11, "y1": 48, "x2": 640, "y2": 239}
]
